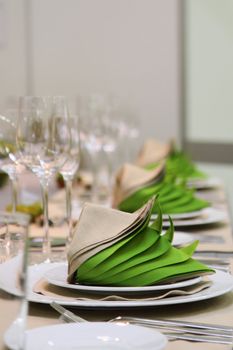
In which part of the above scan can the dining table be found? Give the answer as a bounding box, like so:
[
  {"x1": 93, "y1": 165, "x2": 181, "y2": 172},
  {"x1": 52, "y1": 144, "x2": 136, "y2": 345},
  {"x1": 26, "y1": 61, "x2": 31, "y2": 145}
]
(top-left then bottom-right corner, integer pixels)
[{"x1": 0, "y1": 171, "x2": 233, "y2": 350}]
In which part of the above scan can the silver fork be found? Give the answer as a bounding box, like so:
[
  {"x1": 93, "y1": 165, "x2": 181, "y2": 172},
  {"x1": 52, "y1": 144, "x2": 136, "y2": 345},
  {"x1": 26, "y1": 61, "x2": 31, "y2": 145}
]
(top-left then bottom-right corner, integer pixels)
[{"x1": 50, "y1": 302, "x2": 233, "y2": 345}]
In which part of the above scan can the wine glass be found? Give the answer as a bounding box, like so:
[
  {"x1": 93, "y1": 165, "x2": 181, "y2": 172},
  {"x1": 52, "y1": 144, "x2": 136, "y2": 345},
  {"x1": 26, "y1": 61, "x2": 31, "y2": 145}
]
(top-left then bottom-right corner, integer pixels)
[
  {"x1": 16, "y1": 96, "x2": 71, "y2": 261},
  {"x1": 0, "y1": 211, "x2": 30, "y2": 350},
  {"x1": 0, "y1": 112, "x2": 24, "y2": 212},
  {"x1": 59, "y1": 115, "x2": 80, "y2": 246},
  {"x1": 78, "y1": 94, "x2": 105, "y2": 202},
  {"x1": 78, "y1": 93, "x2": 119, "y2": 203}
]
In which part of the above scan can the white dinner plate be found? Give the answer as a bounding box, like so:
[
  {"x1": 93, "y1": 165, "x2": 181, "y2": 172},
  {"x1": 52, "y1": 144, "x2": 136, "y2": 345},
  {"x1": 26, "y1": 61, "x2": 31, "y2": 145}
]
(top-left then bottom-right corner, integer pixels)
[
  {"x1": 0, "y1": 259, "x2": 233, "y2": 308},
  {"x1": 160, "y1": 207, "x2": 227, "y2": 228},
  {"x1": 44, "y1": 263, "x2": 202, "y2": 293},
  {"x1": 172, "y1": 231, "x2": 195, "y2": 247},
  {"x1": 151, "y1": 210, "x2": 203, "y2": 220},
  {"x1": 4, "y1": 322, "x2": 167, "y2": 350}
]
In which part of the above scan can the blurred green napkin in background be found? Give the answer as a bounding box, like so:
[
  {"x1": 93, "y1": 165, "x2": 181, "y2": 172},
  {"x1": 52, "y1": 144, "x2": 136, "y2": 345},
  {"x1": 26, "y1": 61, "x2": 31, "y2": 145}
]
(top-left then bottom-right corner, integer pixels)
[
  {"x1": 136, "y1": 139, "x2": 207, "y2": 181},
  {"x1": 67, "y1": 197, "x2": 214, "y2": 286},
  {"x1": 112, "y1": 163, "x2": 209, "y2": 214}
]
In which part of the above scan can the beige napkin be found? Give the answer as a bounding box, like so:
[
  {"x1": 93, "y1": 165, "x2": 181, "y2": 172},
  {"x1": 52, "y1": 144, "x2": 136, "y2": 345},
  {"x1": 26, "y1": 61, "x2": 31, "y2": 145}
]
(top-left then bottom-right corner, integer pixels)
[
  {"x1": 136, "y1": 139, "x2": 172, "y2": 167},
  {"x1": 67, "y1": 198, "x2": 154, "y2": 282},
  {"x1": 34, "y1": 278, "x2": 211, "y2": 301},
  {"x1": 112, "y1": 162, "x2": 165, "y2": 208}
]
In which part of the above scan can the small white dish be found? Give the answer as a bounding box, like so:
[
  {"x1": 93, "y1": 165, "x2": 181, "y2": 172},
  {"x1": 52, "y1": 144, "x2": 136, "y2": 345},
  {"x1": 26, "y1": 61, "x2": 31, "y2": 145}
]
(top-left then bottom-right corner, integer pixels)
[
  {"x1": 44, "y1": 263, "x2": 201, "y2": 293},
  {"x1": 4, "y1": 322, "x2": 167, "y2": 350}
]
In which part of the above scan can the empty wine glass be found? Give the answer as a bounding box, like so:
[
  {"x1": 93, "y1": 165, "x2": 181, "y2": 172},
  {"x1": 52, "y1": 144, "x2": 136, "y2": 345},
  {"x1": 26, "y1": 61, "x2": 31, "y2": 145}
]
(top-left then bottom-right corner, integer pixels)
[
  {"x1": 0, "y1": 211, "x2": 30, "y2": 350},
  {"x1": 16, "y1": 96, "x2": 71, "y2": 261},
  {"x1": 0, "y1": 112, "x2": 24, "y2": 212},
  {"x1": 78, "y1": 93, "x2": 120, "y2": 203},
  {"x1": 78, "y1": 94, "x2": 105, "y2": 202},
  {"x1": 60, "y1": 115, "x2": 81, "y2": 246}
]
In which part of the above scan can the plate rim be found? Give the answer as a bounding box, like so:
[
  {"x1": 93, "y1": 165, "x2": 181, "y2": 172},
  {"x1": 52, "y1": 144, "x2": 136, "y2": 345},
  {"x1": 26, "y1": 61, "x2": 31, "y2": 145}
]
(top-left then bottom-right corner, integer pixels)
[
  {"x1": 187, "y1": 176, "x2": 222, "y2": 189},
  {"x1": 4, "y1": 321, "x2": 168, "y2": 350},
  {"x1": 160, "y1": 207, "x2": 227, "y2": 227},
  {"x1": 27, "y1": 268, "x2": 232, "y2": 308},
  {"x1": 151, "y1": 209, "x2": 203, "y2": 220},
  {"x1": 44, "y1": 262, "x2": 202, "y2": 293}
]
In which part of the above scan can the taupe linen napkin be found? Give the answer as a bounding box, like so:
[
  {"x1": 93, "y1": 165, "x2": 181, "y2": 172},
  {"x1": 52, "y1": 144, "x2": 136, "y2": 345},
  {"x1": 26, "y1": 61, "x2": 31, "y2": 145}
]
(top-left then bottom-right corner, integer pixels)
[
  {"x1": 67, "y1": 198, "x2": 154, "y2": 282},
  {"x1": 112, "y1": 162, "x2": 165, "y2": 208},
  {"x1": 136, "y1": 139, "x2": 172, "y2": 167},
  {"x1": 34, "y1": 278, "x2": 211, "y2": 301}
]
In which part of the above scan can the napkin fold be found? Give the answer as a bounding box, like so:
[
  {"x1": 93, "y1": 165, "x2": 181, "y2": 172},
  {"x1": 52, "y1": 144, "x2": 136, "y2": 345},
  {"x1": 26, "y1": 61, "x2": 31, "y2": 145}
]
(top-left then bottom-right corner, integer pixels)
[
  {"x1": 112, "y1": 163, "x2": 209, "y2": 214},
  {"x1": 135, "y1": 138, "x2": 206, "y2": 181},
  {"x1": 67, "y1": 197, "x2": 214, "y2": 286},
  {"x1": 112, "y1": 162, "x2": 165, "y2": 208},
  {"x1": 136, "y1": 139, "x2": 172, "y2": 167},
  {"x1": 67, "y1": 197, "x2": 154, "y2": 282}
]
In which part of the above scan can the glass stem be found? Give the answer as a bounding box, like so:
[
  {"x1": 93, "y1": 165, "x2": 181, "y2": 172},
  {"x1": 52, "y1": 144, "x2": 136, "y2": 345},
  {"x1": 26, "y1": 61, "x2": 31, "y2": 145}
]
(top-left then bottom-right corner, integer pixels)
[
  {"x1": 91, "y1": 152, "x2": 99, "y2": 203},
  {"x1": 11, "y1": 177, "x2": 19, "y2": 213},
  {"x1": 8, "y1": 171, "x2": 19, "y2": 213},
  {"x1": 40, "y1": 181, "x2": 50, "y2": 260},
  {"x1": 65, "y1": 178, "x2": 73, "y2": 245},
  {"x1": 106, "y1": 152, "x2": 113, "y2": 190}
]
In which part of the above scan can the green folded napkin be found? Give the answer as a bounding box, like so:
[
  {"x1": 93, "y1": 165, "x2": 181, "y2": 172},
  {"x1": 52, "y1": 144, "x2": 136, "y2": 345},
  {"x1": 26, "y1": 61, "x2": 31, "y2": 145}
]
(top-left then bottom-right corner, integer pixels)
[
  {"x1": 113, "y1": 163, "x2": 209, "y2": 214},
  {"x1": 68, "y1": 197, "x2": 214, "y2": 286},
  {"x1": 67, "y1": 198, "x2": 155, "y2": 282},
  {"x1": 146, "y1": 150, "x2": 207, "y2": 182},
  {"x1": 136, "y1": 139, "x2": 207, "y2": 181}
]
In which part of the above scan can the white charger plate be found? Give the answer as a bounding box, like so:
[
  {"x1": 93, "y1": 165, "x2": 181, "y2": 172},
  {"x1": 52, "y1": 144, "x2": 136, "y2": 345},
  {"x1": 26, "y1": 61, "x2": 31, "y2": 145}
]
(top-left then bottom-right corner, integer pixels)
[
  {"x1": 44, "y1": 263, "x2": 202, "y2": 293},
  {"x1": 0, "y1": 259, "x2": 233, "y2": 308},
  {"x1": 160, "y1": 208, "x2": 227, "y2": 228},
  {"x1": 4, "y1": 322, "x2": 167, "y2": 350}
]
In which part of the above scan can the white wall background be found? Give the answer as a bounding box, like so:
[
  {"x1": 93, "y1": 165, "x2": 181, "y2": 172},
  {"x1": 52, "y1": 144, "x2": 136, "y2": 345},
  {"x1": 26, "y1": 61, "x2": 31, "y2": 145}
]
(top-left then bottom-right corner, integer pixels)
[
  {"x1": 0, "y1": 0, "x2": 181, "y2": 144},
  {"x1": 185, "y1": 0, "x2": 233, "y2": 143},
  {"x1": 0, "y1": 0, "x2": 27, "y2": 109}
]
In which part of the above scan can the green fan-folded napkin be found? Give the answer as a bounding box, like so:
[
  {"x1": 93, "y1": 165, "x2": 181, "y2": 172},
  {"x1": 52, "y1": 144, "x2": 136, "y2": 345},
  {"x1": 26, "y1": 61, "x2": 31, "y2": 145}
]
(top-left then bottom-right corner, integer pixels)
[
  {"x1": 67, "y1": 198, "x2": 214, "y2": 286},
  {"x1": 113, "y1": 163, "x2": 209, "y2": 214},
  {"x1": 166, "y1": 150, "x2": 207, "y2": 181},
  {"x1": 136, "y1": 139, "x2": 206, "y2": 181},
  {"x1": 67, "y1": 197, "x2": 154, "y2": 282}
]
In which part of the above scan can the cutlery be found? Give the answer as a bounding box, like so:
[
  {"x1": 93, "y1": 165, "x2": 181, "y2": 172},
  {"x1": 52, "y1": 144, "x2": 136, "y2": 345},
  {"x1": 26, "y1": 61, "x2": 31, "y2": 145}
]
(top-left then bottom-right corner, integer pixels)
[
  {"x1": 51, "y1": 301, "x2": 86, "y2": 323},
  {"x1": 50, "y1": 302, "x2": 233, "y2": 345},
  {"x1": 112, "y1": 316, "x2": 233, "y2": 333}
]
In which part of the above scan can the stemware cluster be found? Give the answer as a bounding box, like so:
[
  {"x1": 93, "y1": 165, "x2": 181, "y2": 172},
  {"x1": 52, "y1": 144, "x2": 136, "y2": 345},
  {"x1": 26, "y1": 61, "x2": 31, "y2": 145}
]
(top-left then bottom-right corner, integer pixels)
[
  {"x1": 0, "y1": 112, "x2": 24, "y2": 213},
  {"x1": 0, "y1": 96, "x2": 81, "y2": 262},
  {"x1": 0, "y1": 93, "x2": 140, "y2": 261},
  {"x1": 78, "y1": 94, "x2": 141, "y2": 202}
]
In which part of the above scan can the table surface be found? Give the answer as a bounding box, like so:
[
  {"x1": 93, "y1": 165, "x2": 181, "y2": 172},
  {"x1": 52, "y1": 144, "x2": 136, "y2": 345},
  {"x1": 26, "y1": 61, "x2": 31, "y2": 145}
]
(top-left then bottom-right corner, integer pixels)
[{"x1": 0, "y1": 176, "x2": 233, "y2": 350}]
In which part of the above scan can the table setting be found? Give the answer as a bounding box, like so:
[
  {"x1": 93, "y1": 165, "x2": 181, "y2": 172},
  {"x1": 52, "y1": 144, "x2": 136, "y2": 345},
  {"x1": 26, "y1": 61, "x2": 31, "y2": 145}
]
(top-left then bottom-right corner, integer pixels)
[{"x1": 0, "y1": 95, "x2": 233, "y2": 350}]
